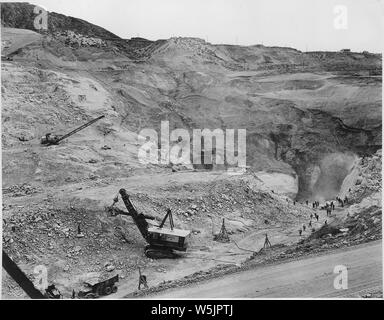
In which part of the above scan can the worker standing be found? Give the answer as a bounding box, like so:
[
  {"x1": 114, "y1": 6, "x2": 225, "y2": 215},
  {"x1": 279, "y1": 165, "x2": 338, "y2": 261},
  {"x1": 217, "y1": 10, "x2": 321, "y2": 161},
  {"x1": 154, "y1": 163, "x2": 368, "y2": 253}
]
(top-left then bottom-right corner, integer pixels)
[
  {"x1": 138, "y1": 268, "x2": 149, "y2": 290},
  {"x1": 77, "y1": 223, "x2": 85, "y2": 238}
]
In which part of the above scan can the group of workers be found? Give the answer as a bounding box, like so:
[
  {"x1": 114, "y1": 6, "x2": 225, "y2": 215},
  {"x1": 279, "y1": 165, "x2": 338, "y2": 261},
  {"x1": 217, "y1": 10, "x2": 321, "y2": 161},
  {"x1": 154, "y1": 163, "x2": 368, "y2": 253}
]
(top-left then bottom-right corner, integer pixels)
[{"x1": 298, "y1": 194, "x2": 351, "y2": 236}]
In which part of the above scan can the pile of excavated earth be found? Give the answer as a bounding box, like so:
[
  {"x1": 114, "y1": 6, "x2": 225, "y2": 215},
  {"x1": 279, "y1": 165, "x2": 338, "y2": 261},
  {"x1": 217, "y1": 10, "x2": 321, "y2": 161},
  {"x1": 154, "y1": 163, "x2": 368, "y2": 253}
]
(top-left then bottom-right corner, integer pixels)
[
  {"x1": 1, "y1": 3, "x2": 382, "y2": 299},
  {"x1": 2, "y1": 172, "x2": 315, "y2": 298},
  {"x1": 131, "y1": 151, "x2": 382, "y2": 298}
]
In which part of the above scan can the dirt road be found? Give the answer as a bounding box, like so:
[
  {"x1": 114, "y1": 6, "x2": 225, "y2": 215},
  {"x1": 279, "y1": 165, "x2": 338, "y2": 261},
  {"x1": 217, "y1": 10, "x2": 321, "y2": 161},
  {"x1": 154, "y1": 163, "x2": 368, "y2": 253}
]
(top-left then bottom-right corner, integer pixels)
[{"x1": 150, "y1": 241, "x2": 382, "y2": 298}]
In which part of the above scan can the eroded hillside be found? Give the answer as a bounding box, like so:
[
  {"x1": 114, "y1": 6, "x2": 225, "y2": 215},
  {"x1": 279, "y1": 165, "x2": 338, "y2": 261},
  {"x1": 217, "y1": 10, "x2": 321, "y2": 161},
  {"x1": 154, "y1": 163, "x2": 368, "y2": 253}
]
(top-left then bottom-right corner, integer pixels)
[{"x1": 1, "y1": 2, "x2": 382, "y2": 299}]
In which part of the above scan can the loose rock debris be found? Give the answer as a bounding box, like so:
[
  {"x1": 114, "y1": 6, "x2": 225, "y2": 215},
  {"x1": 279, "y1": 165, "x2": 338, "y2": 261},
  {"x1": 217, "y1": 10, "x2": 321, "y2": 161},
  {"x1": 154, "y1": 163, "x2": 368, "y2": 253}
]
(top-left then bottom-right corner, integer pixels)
[{"x1": 1, "y1": 3, "x2": 382, "y2": 299}]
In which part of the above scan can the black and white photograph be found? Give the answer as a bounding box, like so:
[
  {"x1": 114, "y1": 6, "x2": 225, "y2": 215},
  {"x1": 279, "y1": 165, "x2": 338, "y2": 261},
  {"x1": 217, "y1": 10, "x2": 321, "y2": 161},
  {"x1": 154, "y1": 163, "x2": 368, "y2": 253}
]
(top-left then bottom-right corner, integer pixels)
[{"x1": 0, "y1": 0, "x2": 382, "y2": 304}]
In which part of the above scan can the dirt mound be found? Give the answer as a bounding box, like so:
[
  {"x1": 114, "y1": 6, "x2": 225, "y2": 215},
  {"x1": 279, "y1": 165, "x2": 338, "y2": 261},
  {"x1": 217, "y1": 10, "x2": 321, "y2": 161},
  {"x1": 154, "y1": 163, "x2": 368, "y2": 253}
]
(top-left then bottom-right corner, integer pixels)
[
  {"x1": 297, "y1": 204, "x2": 381, "y2": 251},
  {"x1": 2, "y1": 174, "x2": 313, "y2": 298},
  {"x1": 1, "y1": 2, "x2": 120, "y2": 40}
]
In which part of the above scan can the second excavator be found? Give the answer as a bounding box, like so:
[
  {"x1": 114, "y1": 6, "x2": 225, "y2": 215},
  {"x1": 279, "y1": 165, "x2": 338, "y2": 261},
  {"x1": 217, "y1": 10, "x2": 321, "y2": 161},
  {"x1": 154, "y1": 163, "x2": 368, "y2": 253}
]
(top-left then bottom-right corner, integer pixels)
[
  {"x1": 107, "y1": 189, "x2": 191, "y2": 259},
  {"x1": 41, "y1": 115, "x2": 105, "y2": 146}
]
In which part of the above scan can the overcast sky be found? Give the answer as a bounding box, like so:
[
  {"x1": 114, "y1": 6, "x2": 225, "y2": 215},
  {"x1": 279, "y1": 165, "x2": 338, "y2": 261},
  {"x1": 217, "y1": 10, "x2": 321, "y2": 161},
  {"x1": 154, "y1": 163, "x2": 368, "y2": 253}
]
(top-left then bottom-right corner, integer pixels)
[{"x1": 4, "y1": 0, "x2": 384, "y2": 52}]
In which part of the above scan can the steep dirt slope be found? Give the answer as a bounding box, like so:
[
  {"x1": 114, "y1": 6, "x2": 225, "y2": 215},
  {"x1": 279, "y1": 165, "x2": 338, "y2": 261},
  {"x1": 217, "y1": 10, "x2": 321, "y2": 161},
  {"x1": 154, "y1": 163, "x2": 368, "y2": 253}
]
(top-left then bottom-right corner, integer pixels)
[
  {"x1": 3, "y1": 30, "x2": 381, "y2": 198},
  {"x1": 1, "y1": 2, "x2": 120, "y2": 40},
  {"x1": 1, "y1": 27, "x2": 42, "y2": 55}
]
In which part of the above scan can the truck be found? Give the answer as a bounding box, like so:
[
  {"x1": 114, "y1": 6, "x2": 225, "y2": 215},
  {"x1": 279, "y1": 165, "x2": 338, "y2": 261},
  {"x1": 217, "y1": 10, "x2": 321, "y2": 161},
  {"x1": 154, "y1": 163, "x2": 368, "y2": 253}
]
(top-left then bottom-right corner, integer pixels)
[{"x1": 77, "y1": 275, "x2": 119, "y2": 299}]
